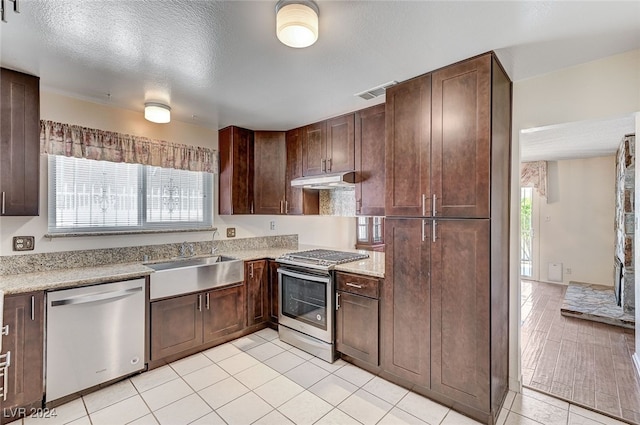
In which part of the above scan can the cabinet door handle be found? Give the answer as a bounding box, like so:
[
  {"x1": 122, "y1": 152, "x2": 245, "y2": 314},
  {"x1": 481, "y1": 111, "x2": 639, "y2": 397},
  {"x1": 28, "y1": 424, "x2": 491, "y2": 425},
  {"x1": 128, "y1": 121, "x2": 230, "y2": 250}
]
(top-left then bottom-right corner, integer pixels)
[
  {"x1": 31, "y1": 295, "x2": 35, "y2": 321},
  {"x1": 433, "y1": 194, "x2": 437, "y2": 216},
  {"x1": 197, "y1": 294, "x2": 202, "y2": 312},
  {"x1": 327, "y1": 158, "x2": 332, "y2": 172},
  {"x1": 249, "y1": 263, "x2": 254, "y2": 278},
  {"x1": 336, "y1": 292, "x2": 340, "y2": 310},
  {"x1": 321, "y1": 159, "x2": 326, "y2": 172},
  {"x1": 432, "y1": 220, "x2": 437, "y2": 243},
  {"x1": 1, "y1": 192, "x2": 5, "y2": 215},
  {"x1": 0, "y1": 351, "x2": 11, "y2": 402},
  {"x1": 1, "y1": 325, "x2": 8, "y2": 336},
  {"x1": 205, "y1": 292, "x2": 210, "y2": 310},
  {"x1": 421, "y1": 219, "x2": 426, "y2": 242},
  {"x1": 422, "y1": 194, "x2": 426, "y2": 216},
  {"x1": 250, "y1": 202, "x2": 254, "y2": 214},
  {"x1": 346, "y1": 282, "x2": 363, "y2": 289},
  {"x1": 285, "y1": 200, "x2": 288, "y2": 214},
  {"x1": 356, "y1": 198, "x2": 362, "y2": 214}
]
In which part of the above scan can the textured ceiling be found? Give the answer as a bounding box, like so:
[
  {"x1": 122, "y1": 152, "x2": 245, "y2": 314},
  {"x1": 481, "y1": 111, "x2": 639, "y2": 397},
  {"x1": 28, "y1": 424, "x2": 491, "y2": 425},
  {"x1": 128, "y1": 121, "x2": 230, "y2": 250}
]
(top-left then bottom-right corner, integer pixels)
[
  {"x1": 0, "y1": 1, "x2": 639, "y2": 131},
  {"x1": 520, "y1": 114, "x2": 636, "y2": 162}
]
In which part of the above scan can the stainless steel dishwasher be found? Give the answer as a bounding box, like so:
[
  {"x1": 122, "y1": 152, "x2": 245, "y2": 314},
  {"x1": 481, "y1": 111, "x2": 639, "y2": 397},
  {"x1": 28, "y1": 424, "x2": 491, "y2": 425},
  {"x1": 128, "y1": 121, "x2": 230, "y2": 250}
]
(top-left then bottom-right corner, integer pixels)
[{"x1": 46, "y1": 278, "x2": 146, "y2": 402}]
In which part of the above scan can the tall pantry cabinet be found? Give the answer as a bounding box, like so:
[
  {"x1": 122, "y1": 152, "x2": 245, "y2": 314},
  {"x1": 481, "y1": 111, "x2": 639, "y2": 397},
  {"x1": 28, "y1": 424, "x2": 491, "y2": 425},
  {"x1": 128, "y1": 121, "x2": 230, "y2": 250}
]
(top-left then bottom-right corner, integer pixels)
[{"x1": 382, "y1": 52, "x2": 511, "y2": 425}]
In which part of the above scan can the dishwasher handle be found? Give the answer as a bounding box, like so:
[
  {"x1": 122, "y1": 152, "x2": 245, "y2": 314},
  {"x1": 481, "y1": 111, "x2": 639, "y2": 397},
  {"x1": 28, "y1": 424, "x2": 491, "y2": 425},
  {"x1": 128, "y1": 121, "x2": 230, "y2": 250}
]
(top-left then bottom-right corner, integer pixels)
[{"x1": 51, "y1": 286, "x2": 142, "y2": 307}]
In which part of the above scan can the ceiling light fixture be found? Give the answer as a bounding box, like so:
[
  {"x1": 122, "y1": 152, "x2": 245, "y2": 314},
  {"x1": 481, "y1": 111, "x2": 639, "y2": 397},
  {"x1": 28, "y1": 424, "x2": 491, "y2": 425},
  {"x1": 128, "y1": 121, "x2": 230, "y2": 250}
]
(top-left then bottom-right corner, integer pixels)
[
  {"x1": 275, "y1": 0, "x2": 319, "y2": 48},
  {"x1": 144, "y1": 102, "x2": 171, "y2": 124}
]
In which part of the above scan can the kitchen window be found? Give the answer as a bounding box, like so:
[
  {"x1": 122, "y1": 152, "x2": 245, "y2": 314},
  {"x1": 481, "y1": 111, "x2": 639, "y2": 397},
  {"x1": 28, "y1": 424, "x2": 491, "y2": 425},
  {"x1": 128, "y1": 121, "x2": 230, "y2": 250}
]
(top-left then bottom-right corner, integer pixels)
[{"x1": 48, "y1": 155, "x2": 213, "y2": 233}]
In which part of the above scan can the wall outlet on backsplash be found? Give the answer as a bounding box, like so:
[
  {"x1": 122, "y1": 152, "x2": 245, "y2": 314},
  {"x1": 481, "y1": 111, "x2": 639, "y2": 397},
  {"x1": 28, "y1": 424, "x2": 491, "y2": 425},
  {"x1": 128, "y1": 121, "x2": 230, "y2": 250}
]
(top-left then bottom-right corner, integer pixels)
[
  {"x1": 13, "y1": 236, "x2": 35, "y2": 251},
  {"x1": 270, "y1": 221, "x2": 276, "y2": 230},
  {"x1": 226, "y1": 227, "x2": 236, "y2": 238}
]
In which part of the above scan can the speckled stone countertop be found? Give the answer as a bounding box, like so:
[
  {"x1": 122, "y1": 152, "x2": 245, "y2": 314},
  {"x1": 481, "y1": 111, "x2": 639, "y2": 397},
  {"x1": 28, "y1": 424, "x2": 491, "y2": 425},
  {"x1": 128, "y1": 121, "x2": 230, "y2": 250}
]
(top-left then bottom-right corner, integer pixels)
[
  {"x1": 0, "y1": 246, "x2": 384, "y2": 295},
  {"x1": 222, "y1": 246, "x2": 385, "y2": 278},
  {"x1": 0, "y1": 263, "x2": 153, "y2": 295}
]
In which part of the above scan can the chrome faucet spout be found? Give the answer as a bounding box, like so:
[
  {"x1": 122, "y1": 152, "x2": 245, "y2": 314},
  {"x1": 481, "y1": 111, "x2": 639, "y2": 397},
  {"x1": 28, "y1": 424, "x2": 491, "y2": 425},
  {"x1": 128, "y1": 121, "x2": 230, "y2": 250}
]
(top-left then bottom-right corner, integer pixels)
[{"x1": 211, "y1": 229, "x2": 219, "y2": 255}]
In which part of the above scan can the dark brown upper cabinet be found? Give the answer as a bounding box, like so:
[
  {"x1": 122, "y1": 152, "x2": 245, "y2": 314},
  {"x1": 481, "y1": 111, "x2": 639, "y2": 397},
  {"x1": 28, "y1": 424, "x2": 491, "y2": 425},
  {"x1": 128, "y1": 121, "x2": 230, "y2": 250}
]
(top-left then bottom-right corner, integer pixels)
[
  {"x1": 219, "y1": 126, "x2": 254, "y2": 214},
  {"x1": 0, "y1": 68, "x2": 40, "y2": 216},
  {"x1": 302, "y1": 114, "x2": 355, "y2": 176},
  {"x1": 254, "y1": 131, "x2": 286, "y2": 215},
  {"x1": 386, "y1": 54, "x2": 495, "y2": 219},
  {"x1": 286, "y1": 128, "x2": 319, "y2": 215},
  {"x1": 384, "y1": 74, "x2": 431, "y2": 218},
  {"x1": 355, "y1": 104, "x2": 385, "y2": 216},
  {"x1": 431, "y1": 55, "x2": 491, "y2": 218}
]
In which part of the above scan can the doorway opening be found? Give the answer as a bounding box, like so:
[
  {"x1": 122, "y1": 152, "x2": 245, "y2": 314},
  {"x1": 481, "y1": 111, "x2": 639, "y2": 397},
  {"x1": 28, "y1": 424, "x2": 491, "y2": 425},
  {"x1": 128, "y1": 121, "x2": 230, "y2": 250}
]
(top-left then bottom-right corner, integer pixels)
[{"x1": 520, "y1": 186, "x2": 533, "y2": 278}]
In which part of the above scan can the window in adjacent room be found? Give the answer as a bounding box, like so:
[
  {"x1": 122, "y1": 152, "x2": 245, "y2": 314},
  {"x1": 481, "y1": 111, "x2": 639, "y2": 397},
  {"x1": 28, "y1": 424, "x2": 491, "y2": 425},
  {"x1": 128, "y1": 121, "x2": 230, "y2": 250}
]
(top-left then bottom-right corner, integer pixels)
[
  {"x1": 48, "y1": 155, "x2": 213, "y2": 233},
  {"x1": 355, "y1": 216, "x2": 385, "y2": 252}
]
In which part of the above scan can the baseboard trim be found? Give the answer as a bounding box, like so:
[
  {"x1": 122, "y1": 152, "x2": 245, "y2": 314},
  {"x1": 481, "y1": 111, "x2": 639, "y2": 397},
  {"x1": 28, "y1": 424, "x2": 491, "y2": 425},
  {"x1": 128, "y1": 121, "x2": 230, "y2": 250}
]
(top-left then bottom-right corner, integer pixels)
[
  {"x1": 509, "y1": 376, "x2": 522, "y2": 393},
  {"x1": 633, "y1": 353, "x2": 640, "y2": 379}
]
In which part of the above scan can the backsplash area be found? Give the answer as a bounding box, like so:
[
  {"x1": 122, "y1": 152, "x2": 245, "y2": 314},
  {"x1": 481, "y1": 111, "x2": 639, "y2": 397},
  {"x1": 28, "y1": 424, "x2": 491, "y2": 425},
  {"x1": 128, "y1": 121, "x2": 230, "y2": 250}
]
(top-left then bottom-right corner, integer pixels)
[
  {"x1": 0, "y1": 234, "x2": 298, "y2": 275},
  {"x1": 319, "y1": 188, "x2": 356, "y2": 216}
]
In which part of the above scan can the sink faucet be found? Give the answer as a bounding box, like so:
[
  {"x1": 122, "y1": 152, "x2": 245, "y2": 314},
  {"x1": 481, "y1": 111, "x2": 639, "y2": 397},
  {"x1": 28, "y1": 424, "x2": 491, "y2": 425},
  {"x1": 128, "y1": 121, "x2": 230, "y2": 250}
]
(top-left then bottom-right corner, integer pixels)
[{"x1": 211, "y1": 229, "x2": 219, "y2": 255}]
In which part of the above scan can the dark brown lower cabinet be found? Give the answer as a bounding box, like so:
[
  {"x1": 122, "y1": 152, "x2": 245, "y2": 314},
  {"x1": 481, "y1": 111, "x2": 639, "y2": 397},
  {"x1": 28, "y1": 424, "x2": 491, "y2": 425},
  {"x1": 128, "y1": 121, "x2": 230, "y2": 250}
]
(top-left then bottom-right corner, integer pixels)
[
  {"x1": 382, "y1": 218, "x2": 507, "y2": 423},
  {"x1": 150, "y1": 283, "x2": 245, "y2": 361},
  {"x1": 336, "y1": 292, "x2": 378, "y2": 363},
  {"x1": 381, "y1": 218, "x2": 430, "y2": 387},
  {"x1": 1, "y1": 292, "x2": 45, "y2": 422},
  {"x1": 430, "y1": 219, "x2": 490, "y2": 411},
  {"x1": 246, "y1": 260, "x2": 267, "y2": 326},
  {"x1": 203, "y1": 283, "x2": 246, "y2": 343},
  {"x1": 268, "y1": 261, "x2": 279, "y2": 324},
  {"x1": 151, "y1": 293, "x2": 203, "y2": 360}
]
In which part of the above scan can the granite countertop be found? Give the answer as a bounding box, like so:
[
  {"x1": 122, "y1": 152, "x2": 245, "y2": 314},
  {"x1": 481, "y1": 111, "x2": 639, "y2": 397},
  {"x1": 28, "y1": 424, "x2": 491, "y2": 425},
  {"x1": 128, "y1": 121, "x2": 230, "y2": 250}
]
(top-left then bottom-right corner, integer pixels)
[
  {"x1": 0, "y1": 247, "x2": 384, "y2": 295},
  {"x1": 0, "y1": 263, "x2": 154, "y2": 295},
  {"x1": 223, "y1": 246, "x2": 385, "y2": 278}
]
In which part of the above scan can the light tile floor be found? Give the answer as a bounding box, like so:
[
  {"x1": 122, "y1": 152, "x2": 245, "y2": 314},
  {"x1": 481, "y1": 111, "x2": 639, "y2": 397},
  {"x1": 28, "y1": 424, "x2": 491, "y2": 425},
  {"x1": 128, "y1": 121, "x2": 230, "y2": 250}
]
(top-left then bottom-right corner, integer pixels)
[{"x1": 9, "y1": 328, "x2": 631, "y2": 425}]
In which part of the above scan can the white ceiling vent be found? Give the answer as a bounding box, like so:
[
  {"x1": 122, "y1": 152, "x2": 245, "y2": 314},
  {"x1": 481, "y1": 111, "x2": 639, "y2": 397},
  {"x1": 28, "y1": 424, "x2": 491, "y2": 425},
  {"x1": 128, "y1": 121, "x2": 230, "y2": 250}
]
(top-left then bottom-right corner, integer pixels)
[{"x1": 354, "y1": 80, "x2": 398, "y2": 100}]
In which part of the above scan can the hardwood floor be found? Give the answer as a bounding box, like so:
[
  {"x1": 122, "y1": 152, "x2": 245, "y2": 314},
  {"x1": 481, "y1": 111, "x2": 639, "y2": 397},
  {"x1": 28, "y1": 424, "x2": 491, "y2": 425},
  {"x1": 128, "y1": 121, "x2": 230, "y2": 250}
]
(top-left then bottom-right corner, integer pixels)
[{"x1": 521, "y1": 280, "x2": 640, "y2": 423}]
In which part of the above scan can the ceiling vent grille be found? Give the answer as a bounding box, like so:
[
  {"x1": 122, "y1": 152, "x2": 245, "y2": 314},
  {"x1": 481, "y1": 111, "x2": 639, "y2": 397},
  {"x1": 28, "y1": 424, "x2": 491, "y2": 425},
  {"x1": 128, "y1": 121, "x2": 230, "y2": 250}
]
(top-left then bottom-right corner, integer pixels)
[{"x1": 354, "y1": 80, "x2": 398, "y2": 100}]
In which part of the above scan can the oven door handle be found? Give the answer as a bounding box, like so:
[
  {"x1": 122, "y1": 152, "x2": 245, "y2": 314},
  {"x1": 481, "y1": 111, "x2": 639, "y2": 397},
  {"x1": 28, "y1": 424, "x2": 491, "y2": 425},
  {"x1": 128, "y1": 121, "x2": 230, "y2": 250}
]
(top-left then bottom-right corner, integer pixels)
[{"x1": 277, "y1": 268, "x2": 331, "y2": 283}]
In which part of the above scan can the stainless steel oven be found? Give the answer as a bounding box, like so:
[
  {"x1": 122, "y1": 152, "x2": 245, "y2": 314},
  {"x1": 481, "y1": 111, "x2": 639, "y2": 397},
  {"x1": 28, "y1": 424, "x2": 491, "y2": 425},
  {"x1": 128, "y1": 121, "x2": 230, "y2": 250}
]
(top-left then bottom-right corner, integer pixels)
[
  {"x1": 276, "y1": 249, "x2": 369, "y2": 363},
  {"x1": 278, "y1": 266, "x2": 334, "y2": 362}
]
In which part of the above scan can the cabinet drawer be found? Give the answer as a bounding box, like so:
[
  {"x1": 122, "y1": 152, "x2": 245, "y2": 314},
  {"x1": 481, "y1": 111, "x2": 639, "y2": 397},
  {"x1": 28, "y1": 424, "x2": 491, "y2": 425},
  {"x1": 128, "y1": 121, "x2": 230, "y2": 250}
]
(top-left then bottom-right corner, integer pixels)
[{"x1": 336, "y1": 272, "x2": 379, "y2": 298}]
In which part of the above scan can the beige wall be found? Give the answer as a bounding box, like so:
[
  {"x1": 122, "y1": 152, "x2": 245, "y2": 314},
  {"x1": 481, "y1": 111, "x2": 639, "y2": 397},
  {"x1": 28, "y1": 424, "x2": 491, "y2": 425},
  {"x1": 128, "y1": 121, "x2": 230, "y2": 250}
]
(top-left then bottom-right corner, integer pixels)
[
  {"x1": 510, "y1": 49, "x2": 640, "y2": 389},
  {"x1": 0, "y1": 91, "x2": 356, "y2": 255},
  {"x1": 533, "y1": 156, "x2": 616, "y2": 286}
]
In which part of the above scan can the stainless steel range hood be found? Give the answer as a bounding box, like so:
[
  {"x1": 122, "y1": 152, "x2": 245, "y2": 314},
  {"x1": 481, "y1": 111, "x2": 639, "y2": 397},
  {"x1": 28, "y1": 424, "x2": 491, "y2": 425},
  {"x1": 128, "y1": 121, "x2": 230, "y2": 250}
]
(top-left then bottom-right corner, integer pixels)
[{"x1": 290, "y1": 171, "x2": 356, "y2": 189}]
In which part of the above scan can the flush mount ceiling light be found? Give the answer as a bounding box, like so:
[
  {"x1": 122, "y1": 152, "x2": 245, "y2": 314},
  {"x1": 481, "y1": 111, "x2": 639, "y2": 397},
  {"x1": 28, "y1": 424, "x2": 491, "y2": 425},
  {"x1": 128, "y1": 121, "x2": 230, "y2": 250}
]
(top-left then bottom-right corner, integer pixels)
[
  {"x1": 276, "y1": 0, "x2": 319, "y2": 48},
  {"x1": 144, "y1": 102, "x2": 171, "y2": 124}
]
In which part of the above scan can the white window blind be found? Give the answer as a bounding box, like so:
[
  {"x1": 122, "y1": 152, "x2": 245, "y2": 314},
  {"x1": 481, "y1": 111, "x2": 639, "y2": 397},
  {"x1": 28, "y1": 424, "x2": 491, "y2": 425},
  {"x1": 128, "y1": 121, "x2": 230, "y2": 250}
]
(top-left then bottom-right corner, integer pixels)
[
  {"x1": 146, "y1": 166, "x2": 205, "y2": 224},
  {"x1": 49, "y1": 156, "x2": 212, "y2": 233}
]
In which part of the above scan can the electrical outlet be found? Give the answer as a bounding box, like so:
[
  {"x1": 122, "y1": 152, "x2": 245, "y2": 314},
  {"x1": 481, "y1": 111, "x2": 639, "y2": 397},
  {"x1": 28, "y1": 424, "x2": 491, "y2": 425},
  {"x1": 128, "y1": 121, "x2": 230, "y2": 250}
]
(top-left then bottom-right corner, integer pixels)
[
  {"x1": 270, "y1": 221, "x2": 276, "y2": 230},
  {"x1": 13, "y1": 236, "x2": 35, "y2": 251},
  {"x1": 226, "y1": 227, "x2": 236, "y2": 238},
  {"x1": 566, "y1": 268, "x2": 572, "y2": 274}
]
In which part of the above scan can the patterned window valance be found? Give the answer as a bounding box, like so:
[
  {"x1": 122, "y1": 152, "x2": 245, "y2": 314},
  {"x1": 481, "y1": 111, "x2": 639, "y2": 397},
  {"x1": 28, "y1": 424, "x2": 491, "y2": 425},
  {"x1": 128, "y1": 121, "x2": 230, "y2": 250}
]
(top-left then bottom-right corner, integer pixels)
[
  {"x1": 40, "y1": 120, "x2": 217, "y2": 173},
  {"x1": 521, "y1": 161, "x2": 547, "y2": 197}
]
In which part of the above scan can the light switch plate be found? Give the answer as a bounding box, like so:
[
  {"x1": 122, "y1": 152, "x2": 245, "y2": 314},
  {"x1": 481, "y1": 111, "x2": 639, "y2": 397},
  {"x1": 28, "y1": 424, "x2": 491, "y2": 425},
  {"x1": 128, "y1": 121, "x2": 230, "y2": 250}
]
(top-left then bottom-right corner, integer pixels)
[
  {"x1": 13, "y1": 236, "x2": 35, "y2": 251},
  {"x1": 227, "y1": 227, "x2": 236, "y2": 238}
]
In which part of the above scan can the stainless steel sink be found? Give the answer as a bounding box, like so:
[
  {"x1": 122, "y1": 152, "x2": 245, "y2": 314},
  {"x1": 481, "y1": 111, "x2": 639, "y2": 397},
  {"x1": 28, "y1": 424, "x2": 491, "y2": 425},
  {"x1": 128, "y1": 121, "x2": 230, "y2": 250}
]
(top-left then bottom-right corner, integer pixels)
[
  {"x1": 147, "y1": 255, "x2": 244, "y2": 300},
  {"x1": 146, "y1": 255, "x2": 238, "y2": 271}
]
